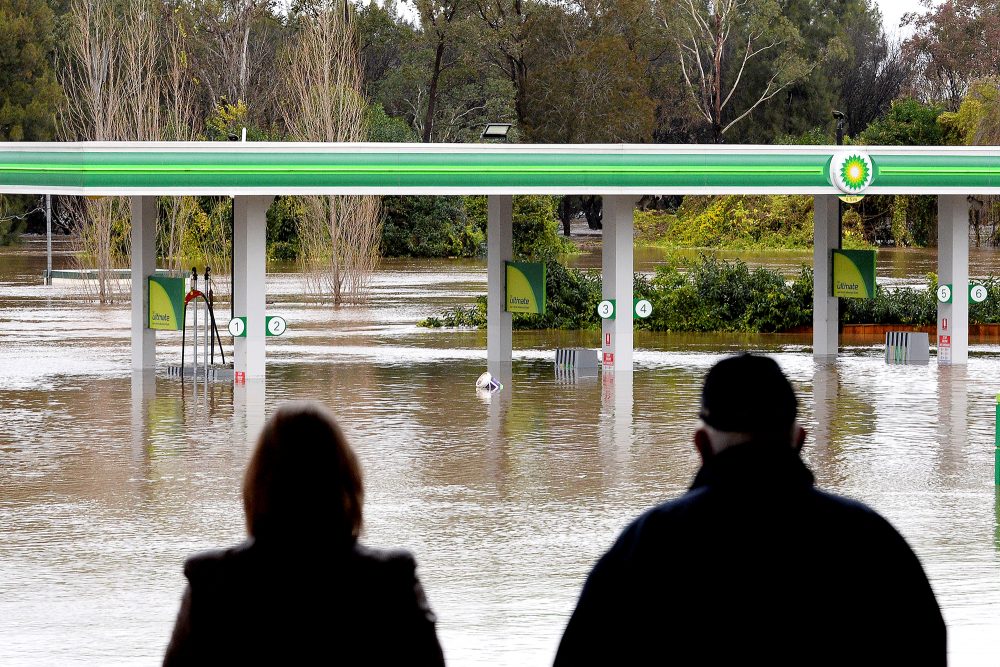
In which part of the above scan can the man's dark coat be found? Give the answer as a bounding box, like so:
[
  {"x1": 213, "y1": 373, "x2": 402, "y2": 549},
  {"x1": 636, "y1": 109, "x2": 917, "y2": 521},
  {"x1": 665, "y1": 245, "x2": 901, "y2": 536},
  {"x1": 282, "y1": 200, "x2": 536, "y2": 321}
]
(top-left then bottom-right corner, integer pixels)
[
  {"x1": 554, "y1": 443, "x2": 946, "y2": 666},
  {"x1": 163, "y1": 540, "x2": 445, "y2": 665}
]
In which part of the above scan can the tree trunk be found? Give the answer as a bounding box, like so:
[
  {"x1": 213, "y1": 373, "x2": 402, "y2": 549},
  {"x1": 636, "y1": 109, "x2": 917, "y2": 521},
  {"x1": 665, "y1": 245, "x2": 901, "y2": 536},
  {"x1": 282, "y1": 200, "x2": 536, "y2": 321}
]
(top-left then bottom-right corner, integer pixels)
[
  {"x1": 558, "y1": 196, "x2": 573, "y2": 236},
  {"x1": 713, "y1": 11, "x2": 723, "y2": 143},
  {"x1": 423, "y1": 37, "x2": 446, "y2": 143},
  {"x1": 582, "y1": 196, "x2": 603, "y2": 230}
]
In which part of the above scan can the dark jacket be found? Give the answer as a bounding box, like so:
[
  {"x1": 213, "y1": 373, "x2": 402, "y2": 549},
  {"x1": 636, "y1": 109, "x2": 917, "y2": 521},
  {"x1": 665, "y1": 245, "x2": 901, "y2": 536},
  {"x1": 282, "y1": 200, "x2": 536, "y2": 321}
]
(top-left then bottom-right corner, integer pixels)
[
  {"x1": 163, "y1": 539, "x2": 445, "y2": 666},
  {"x1": 554, "y1": 443, "x2": 946, "y2": 666}
]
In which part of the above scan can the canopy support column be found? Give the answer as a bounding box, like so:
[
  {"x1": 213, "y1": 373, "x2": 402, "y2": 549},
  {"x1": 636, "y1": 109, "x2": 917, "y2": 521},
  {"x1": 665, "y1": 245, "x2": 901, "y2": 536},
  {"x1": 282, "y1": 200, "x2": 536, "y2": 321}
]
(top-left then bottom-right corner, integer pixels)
[
  {"x1": 233, "y1": 195, "x2": 273, "y2": 379},
  {"x1": 602, "y1": 195, "x2": 635, "y2": 374},
  {"x1": 487, "y1": 195, "x2": 513, "y2": 377},
  {"x1": 130, "y1": 196, "x2": 157, "y2": 371},
  {"x1": 937, "y1": 195, "x2": 969, "y2": 365},
  {"x1": 813, "y1": 195, "x2": 840, "y2": 360}
]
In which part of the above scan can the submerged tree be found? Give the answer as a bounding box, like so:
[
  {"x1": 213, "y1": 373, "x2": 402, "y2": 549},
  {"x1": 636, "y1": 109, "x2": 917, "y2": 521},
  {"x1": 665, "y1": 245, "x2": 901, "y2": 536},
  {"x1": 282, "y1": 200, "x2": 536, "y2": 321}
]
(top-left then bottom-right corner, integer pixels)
[
  {"x1": 59, "y1": 0, "x2": 164, "y2": 302},
  {"x1": 283, "y1": 1, "x2": 381, "y2": 304}
]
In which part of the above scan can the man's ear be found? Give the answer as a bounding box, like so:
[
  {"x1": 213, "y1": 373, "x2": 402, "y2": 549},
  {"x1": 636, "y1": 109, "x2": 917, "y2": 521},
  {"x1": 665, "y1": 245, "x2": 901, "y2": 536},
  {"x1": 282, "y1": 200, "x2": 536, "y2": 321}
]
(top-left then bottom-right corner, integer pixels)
[
  {"x1": 694, "y1": 428, "x2": 714, "y2": 463},
  {"x1": 793, "y1": 425, "x2": 806, "y2": 453}
]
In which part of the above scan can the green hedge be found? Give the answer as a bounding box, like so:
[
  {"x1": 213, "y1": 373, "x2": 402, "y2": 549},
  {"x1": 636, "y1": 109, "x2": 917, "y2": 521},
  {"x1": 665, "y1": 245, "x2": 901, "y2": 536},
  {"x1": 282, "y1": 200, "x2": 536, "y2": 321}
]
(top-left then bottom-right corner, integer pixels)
[{"x1": 420, "y1": 255, "x2": 1000, "y2": 332}]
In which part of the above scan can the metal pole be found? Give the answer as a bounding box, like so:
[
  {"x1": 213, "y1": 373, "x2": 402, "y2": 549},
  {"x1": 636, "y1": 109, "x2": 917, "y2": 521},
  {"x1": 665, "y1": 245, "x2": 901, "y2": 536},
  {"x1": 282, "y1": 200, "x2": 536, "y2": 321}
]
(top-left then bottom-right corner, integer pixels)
[
  {"x1": 45, "y1": 195, "x2": 52, "y2": 285},
  {"x1": 203, "y1": 278, "x2": 209, "y2": 376},
  {"x1": 230, "y1": 198, "x2": 235, "y2": 320},
  {"x1": 192, "y1": 267, "x2": 198, "y2": 379}
]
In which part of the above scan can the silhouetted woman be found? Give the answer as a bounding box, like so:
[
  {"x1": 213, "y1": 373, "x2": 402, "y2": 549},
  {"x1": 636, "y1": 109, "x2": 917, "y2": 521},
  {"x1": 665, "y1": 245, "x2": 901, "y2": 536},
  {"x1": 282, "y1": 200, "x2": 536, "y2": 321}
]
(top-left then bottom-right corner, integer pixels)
[{"x1": 163, "y1": 401, "x2": 445, "y2": 665}]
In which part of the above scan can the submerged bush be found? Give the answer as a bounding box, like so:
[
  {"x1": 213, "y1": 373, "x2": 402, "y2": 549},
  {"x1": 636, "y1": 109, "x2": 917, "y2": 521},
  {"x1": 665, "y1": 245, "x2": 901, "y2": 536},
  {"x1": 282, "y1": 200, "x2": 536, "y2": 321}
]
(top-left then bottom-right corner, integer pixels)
[
  {"x1": 421, "y1": 255, "x2": 1000, "y2": 332},
  {"x1": 418, "y1": 258, "x2": 601, "y2": 330}
]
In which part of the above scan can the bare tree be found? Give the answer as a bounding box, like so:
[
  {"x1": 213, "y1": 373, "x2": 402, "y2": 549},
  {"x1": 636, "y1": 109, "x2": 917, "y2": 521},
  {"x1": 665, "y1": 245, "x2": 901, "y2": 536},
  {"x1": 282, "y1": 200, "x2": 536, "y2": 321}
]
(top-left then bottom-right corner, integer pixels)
[
  {"x1": 158, "y1": 9, "x2": 215, "y2": 277},
  {"x1": 59, "y1": 0, "x2": 164, "y2": 302},
  {"x1": 283, "y1": 1, "x2": 381, "y2": 304},
  {"x1": 833, "y1": 22, "x2": 911, "y2": 137},
  {"x1": 665, "y1": 0, "x2": 813, "y2": 142}
]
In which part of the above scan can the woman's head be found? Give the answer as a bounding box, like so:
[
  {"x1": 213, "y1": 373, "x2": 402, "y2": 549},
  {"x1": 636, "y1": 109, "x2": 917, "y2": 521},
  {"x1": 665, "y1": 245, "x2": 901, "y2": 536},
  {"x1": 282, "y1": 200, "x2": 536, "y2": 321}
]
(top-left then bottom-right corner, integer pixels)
[{"x1": 243, "y1": 401, "x2": 363, "y2": 542}]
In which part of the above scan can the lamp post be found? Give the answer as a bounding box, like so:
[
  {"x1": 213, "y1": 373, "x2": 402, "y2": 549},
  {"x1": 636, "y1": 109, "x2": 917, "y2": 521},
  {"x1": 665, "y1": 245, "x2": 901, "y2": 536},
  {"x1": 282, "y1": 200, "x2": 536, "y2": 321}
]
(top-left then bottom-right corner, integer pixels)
[
  {"x1": 833, "y1": 110, "x2": 847, "y2": 239},
  {"x1": 833, "y1": 110, "x2": 847, "y2": 334},
  {"x1": 228, "y1": 133, "x2": 238, "y2": 319}
]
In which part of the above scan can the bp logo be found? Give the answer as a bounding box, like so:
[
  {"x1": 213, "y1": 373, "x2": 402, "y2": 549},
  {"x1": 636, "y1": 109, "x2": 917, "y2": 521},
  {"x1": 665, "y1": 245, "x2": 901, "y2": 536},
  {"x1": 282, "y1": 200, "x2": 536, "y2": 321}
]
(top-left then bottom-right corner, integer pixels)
[{"x1": 831, "y1": 152, "x2": 873, "y2": 193}]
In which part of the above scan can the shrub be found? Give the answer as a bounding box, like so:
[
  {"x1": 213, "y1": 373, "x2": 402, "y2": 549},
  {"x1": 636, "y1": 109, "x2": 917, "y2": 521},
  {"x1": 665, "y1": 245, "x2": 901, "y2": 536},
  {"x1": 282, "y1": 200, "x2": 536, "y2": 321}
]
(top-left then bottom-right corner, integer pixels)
[{"x1": 381, "y1": 196, "x2": 482, "y2": 258}]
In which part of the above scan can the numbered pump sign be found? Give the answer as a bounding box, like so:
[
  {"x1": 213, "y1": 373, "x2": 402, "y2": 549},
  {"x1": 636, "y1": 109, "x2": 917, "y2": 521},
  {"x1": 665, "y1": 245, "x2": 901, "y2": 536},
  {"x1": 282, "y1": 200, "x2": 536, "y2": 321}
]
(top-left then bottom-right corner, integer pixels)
[
  {"x1": 228, "y1": 317, "x2": 247, "y2": 337},
  {"x1": 227, "y1": 316, "x2": 288, "y2": 337},
  {"x1": 597, "y1": 299, "x2": 653, "y2": 320},
  {"x1": 266, "y1": 316, "x2": 287, "y2": 336},
  {"x1": 634, "y1": 299, "x2": 653, "y2": 319},
  {"x1": 937, "y1": 283, "x2": 989, "y2": 304}
]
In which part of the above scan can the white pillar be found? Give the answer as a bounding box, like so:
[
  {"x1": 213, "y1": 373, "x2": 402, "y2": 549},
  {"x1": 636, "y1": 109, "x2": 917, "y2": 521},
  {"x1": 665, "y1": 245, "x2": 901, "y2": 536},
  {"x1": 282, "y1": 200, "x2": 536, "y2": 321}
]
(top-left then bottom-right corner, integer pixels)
[
  {"x1": 937, "y1": 195, "x2": 969, "y2": 365},
  {"x1": 130, "y1": 196, "x2": 157, "y2": 371},
  {"x1": 487, "y1": 195, "x2": 513, "y2": 374},
  {"x1": 601, "y1": 195, "x2": 635, "y2": 373},
  {"x1": 233, "y1": 195, "x2": 273, "y2": 379},
  {"x1": 813, "y1": 195, "x2": 839, "y2": 359}
]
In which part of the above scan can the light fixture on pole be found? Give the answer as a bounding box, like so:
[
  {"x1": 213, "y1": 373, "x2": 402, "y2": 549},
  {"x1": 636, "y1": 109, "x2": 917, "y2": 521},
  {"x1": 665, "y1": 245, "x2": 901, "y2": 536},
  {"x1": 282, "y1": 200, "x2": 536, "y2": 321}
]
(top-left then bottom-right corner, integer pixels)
[{"x1": 481, "y1": 123, "x2": 512, "y2": 141}]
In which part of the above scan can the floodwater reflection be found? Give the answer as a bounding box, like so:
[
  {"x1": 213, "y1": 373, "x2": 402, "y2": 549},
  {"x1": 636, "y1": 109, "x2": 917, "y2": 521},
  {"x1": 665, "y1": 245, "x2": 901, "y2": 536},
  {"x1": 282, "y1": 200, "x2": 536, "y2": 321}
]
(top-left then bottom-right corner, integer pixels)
[{"x1": 2, "y1": 243, "x2": 1000, "y2": 666}]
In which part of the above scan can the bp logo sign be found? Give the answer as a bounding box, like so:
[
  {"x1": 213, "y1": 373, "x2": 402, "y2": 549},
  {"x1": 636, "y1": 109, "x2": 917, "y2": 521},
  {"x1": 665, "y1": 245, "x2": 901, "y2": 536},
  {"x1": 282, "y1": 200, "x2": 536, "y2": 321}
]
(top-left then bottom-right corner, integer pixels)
[{"x1": 831, "y1": 152, "x2": 873, "y2": 193}]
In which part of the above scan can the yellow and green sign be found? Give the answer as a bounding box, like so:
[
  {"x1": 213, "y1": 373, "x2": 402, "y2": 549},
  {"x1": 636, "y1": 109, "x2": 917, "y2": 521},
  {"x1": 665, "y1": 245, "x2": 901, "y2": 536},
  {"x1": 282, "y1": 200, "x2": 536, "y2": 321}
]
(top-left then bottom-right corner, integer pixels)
[
  {"x1": 148, "y1": 275, "x2": 185, "y2": 330},
  {"x1": 505, "y1": 261, "x2": 546, "y2": 314},
  {"x1": 832, "y1": 250, "x2": 876, "y2": 299}
]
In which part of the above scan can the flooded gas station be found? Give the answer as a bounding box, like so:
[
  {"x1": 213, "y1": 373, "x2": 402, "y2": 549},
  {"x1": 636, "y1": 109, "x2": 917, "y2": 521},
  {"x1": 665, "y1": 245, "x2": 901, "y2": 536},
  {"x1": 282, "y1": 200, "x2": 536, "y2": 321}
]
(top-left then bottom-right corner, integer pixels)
[{"x1": 2, "y1": 239, "x2": 1000, "y2": 666}]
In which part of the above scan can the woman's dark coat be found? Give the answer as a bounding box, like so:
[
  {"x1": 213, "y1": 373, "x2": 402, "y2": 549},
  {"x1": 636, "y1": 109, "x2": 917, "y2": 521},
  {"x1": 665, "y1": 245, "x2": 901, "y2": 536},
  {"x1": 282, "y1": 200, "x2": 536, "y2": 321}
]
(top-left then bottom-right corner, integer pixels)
[{"x1": 163, "y1": 540, "x2": 445, "y2": 665}]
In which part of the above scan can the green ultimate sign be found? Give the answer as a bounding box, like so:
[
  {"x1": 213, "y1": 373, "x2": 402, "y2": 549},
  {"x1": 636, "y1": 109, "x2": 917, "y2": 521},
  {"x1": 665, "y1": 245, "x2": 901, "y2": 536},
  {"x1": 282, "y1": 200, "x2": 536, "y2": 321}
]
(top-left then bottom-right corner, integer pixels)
[
  {"x1": 148, "y1": 275, "x2": 185, "y2": 330},
  {"x1": 832, "y1": 250, "x2": 876, "y2": 299},
  {"x1": 506, "y1": 261, "x2": 546, "y2": 315}
]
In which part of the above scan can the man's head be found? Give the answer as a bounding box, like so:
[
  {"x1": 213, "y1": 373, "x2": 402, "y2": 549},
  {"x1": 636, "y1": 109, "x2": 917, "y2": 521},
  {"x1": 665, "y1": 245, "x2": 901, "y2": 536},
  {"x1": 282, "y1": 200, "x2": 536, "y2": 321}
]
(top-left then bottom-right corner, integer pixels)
[{"x1": 694, "y1": 354, "x2": 806, "y2": 461}]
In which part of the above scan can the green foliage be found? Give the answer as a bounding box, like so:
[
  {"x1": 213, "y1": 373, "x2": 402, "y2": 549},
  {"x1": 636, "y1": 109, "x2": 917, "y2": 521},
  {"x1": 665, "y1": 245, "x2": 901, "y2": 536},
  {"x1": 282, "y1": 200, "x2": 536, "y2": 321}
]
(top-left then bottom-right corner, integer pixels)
[
  {"x1": 634, "y1": 256, "x2": 813, "y2": 333},
  {"x1": 0, "y1": 197, "x2": 26, "y2": 245},
  {"x1": 381, "y1": 196, "x2": 483, "y2": 258},
  {"x1": 422, "y1": 256, "x2": 1000, "y2": 333},
  {"x1": 365, "y1": 104, "x2": 417, "y2": 142},
  {"x1": 267, "y1": 196, "x2": 304, "y2": 262},
  {"x1": 842, "y1": 282, "x2": 936, "y2": 326},
  {"x1": 856, "y1": 99, "x2": 945, "y2": 146},
  {"x1": 774, "y1": 127, "x2": 833, "y2": 145},
  {"x1": 939, "y1": 79, "x2": 1000, "y2": 145},
  {"x1": 203, "y1": 100, "x2": 277, "y2": 141},
  {"x1": 419, "y1": 258, "x2": 602, "y2": 329},
  {"x1": 642, "y1": 195, "x2": 858, "y2": 250},
  {"x1": 464, "y1": 195, "x2": 574, "y2": 259},
  {"x1": 0, "y1": 0, "x2": 61, "y2": 141}
]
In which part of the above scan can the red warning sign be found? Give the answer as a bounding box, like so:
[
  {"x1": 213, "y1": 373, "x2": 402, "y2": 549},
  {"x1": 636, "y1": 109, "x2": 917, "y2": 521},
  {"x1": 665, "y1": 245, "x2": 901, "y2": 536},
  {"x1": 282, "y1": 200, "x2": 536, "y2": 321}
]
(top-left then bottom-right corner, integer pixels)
[
  {"x1": 234, "y1": 371, "x2": 246, "y2": 384},
  {"x1": 603, "y1": 352, "x2": 614, "y2": 365},
  {"x1": 939, "y1": 335, "x2": 951, "y2": 346}
]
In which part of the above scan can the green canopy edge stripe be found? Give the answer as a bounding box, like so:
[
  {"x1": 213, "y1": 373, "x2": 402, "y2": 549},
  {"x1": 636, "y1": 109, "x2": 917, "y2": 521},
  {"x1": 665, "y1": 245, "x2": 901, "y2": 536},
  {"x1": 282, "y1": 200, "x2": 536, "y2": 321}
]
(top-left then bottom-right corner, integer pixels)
[{"x1": 0, "y1": 163, "x2": 827, "y2": 176}]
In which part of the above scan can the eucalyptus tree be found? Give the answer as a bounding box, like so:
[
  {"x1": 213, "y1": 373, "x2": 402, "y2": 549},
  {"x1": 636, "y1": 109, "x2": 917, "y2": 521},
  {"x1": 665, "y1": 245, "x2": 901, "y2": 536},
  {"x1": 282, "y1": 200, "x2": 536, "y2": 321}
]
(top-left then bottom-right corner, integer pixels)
[{"x1": 660, "y1": 0, "x2": 814, "y2": 143}]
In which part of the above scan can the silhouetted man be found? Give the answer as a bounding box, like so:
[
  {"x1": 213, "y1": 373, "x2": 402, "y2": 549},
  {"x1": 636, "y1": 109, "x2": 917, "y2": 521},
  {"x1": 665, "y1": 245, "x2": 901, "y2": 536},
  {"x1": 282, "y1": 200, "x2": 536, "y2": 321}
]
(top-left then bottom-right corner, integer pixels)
[{"x1": 555, "y1": 354, "x2": 946, "y2": 666}]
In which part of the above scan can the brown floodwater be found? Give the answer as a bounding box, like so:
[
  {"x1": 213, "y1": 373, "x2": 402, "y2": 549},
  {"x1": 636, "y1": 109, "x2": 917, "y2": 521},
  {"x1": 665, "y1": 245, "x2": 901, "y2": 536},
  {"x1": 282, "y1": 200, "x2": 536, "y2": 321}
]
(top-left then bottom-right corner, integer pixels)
[{"x1": 1, "y1": 238, "x2": 999, "y2": 665}]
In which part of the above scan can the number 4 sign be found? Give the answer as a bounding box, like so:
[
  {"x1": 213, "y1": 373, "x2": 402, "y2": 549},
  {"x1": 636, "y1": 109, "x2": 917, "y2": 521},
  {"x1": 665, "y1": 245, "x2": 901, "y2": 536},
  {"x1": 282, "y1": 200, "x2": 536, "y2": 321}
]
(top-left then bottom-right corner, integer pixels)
[{"x1": 634, "y1": 299, "x2": 653, "y2": 319}]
